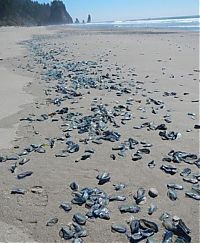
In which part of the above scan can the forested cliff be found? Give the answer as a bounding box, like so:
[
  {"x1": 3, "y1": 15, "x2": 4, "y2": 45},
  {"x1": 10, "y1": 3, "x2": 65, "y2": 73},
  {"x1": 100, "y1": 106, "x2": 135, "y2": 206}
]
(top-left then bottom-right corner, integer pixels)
[{"x1": 0, "y1": 0, "x2": 73, "y2": 26}]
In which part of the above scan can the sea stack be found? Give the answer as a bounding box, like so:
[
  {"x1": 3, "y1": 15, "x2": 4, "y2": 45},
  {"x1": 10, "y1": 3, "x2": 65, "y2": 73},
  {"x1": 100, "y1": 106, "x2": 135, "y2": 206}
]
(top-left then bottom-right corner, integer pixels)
[
  {"x1": 75, "y1": 18, "x2": 80, "y2": 24},
  {"x1": 87, "y1": 14, "x2": 91, "y2": 23}
]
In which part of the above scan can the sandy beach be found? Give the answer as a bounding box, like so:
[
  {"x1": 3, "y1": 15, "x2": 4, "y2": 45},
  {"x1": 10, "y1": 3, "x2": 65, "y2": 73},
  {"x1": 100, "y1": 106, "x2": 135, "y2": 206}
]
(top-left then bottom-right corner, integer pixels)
[
  {"x1": 0, "y1": 26, "x2": 57, "y2": 149},
  {"x1": 0, "y1": 26, "x2": 199, "y2": 242}
]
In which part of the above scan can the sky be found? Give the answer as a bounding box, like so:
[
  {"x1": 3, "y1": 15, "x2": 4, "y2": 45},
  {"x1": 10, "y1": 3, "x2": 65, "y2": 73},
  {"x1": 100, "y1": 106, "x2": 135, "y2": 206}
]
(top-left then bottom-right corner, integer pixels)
[{"x1": 37, "y1": 0, "x2": 199, "y2": 22}]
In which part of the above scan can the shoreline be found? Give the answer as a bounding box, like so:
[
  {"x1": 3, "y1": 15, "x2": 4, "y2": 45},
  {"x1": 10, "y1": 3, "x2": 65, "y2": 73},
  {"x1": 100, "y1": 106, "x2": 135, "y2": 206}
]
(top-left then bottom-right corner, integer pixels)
[
  {"x1": 0, "y1": 26, "x2": 199, "y2": 242},
  {"x1": 66, "y1": 24, "x2": 200, "y2": 32}
]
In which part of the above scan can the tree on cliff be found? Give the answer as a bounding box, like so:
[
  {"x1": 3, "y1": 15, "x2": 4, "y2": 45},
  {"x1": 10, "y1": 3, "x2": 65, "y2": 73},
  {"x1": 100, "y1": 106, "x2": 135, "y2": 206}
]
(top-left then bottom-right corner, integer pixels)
[{"x1": 48, "y1": 0, "x2": 73, "y2": 24}]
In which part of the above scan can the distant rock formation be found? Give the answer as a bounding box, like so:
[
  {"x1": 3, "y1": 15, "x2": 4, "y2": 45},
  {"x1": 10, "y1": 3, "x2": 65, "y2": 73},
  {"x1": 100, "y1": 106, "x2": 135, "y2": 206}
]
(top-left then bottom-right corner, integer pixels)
[
  {"x1": 49, "y1": 0, "x2": 73, "y2": 24},
  {"x1": 82, "y1": 20, "x2": 85, "y2": 24},
  {"x1": 87, "y1": 14, "x2": 91, "y2": 23},
  {"x1": 75, "y1": 18, "x2": 80, "y2": 24}
]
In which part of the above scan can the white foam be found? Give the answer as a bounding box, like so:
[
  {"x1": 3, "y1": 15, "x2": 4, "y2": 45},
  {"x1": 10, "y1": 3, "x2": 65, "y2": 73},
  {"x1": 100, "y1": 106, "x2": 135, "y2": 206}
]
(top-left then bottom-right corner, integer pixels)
[{"x1": 76, "y1": 17, "x2": 200, "y2": 30}]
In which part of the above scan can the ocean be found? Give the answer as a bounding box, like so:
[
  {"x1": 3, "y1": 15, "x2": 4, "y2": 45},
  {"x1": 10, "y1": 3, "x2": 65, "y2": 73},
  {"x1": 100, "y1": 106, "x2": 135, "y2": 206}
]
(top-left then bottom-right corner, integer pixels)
[{"x1": 72, "y1": 15, "x2": 200, "y2": 31}]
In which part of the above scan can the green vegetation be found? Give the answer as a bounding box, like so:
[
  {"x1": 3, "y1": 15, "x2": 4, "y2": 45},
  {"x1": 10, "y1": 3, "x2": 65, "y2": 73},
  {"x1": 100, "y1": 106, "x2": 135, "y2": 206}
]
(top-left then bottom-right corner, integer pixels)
[{"x1": 0, "y1": 0, "x2": 73, "y2": 26}]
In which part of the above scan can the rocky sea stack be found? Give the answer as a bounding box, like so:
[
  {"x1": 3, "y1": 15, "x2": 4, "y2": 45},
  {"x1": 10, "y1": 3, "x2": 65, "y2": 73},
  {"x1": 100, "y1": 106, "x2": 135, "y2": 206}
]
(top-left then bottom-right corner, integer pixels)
[{"x1": 87, "y1": 14, "x2": 92, "y2": 23}]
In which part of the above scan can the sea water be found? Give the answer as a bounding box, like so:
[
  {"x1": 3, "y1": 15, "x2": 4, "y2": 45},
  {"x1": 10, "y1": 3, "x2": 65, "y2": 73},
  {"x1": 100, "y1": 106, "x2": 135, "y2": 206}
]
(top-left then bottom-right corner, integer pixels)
[{"x1": 71, "y1": 15, "x2": 200, "y2": 31}]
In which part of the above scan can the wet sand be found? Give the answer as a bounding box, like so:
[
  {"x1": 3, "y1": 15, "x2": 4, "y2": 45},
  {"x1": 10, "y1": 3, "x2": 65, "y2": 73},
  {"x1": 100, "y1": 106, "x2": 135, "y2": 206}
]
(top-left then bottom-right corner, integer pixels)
[{"x1": 0, "y1": 26, "x2": 199, "y2": 242}]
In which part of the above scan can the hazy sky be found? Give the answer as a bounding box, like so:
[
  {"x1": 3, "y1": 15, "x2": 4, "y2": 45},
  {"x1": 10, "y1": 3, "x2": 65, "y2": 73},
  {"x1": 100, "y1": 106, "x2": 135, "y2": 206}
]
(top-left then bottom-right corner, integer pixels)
[{"x1": 37, "y1": 0, "x2": 199, "y2": 22}]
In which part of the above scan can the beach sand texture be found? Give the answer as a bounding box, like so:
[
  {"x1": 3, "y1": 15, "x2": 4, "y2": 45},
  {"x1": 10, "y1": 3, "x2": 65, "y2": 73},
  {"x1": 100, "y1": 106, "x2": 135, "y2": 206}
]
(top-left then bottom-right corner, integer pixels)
[
  {"x1": 0, "y1": 26, "x2": 57, "y2": 149},
  {"x1": 0, "y1": 26, "x2": 199, "y2": 242}
]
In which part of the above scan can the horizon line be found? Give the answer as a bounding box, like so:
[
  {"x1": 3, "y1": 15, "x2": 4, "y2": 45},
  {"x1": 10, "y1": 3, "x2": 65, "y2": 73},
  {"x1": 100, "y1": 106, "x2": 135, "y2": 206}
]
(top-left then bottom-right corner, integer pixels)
[{"x1": 90, "y1": 14, "x2": 200, "y2": 23}]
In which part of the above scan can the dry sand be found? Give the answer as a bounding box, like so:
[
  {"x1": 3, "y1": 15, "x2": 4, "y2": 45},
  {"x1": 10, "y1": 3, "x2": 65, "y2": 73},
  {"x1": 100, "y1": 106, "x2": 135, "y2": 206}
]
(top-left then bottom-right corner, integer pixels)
[
  {"x1": 0, "y1": 26, "x2": 199, "y2": 242},
  {"x1": 0, "y1": 26, "x2": 57, "y2": 149},
  {"x1": 0, "y1": 26, "x2": 57, "y2": 241}
]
